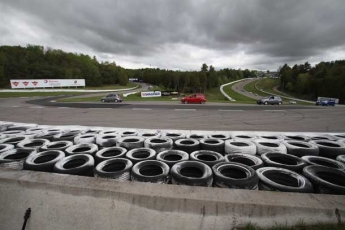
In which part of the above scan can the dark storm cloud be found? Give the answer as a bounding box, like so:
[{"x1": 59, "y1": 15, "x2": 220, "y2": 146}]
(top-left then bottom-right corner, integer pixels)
[{"x1": 1, "y1": 0, "x2": 345, "y2": 69}]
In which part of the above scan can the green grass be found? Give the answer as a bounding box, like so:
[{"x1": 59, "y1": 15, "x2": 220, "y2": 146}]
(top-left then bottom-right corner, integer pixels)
[
  {"x1": 256, "y1": 78, "x2": 280, "y2": 95},
  {"x1": 222, "y1": 84, "x2": 256, "y2": 104},
  {"x1": 244, "y1": 79, "x2": 270, "y2": 97},
  {"x1": 239, "y1": 222, "x2": 345, "y2": 230}
]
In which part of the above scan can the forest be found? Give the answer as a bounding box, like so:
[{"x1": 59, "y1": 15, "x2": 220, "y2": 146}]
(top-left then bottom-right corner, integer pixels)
[
  {"x1": 279, "y1": 60, "x2": 345, "y2": 103},
  {"x1": 0, "y1": 45, "x2": 256, "y2": 92}
]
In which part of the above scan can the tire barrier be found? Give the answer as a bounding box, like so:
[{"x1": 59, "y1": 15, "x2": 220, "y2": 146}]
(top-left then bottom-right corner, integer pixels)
[
  {"x1": 21, "y1": 132, "x2": 40, "y2": 139},
  {"x1": 17, "y1": 139, "x2": 50, "y2": 150},
  {"x1": 224, "y1": 154, "x2": 264, "y2": 170},
  {"x1": 53, "y1": 130, "x2": 81, "y2": 142},
  {"x1": 207, "y1": 134, "x2": 230, "y2": 140},
  {"x1": 84, "y1": 129, "x2": 102, "y2": 134},
  {"x1": 186, "y1": 134, "x2": 207, "y2": 140},
  {"x1": 190, "y1": 150, "x2": 225, "y2": 167},
  {"x1": 7, "y1": 124, "x2": 36, "y2": 131},
  {"x1": 96, "y1": 134, "x2": 119, "y2": 147},
  {"x1": 256, "y1": 167, "x2": 313, "y2": 193},
  {"x1": 0, "y1": 148, "x2": 36, "y2": 163},
  {"x1": 99, "y1": 129, "x2": 119, "y2": 136},
  {"x1": 131, "y1": 160, "x2": 170, "y2": 184},
  {"x1": 301, "y1": 156, "x2": 345, "y2": 171},
  {"x1": 258, "y1": 134, "x2": 284, "y2": 141},
  {"x1": 0, "y1": 130, "x2": 25, "y2": 137},
  {"x1": 156, "y1": 150, "x2": 189, "y2": 167},
  {"x1": 253, "y1": 139, "x2": 287, "y2": 155},
  {"x1": 309, "y1": 135, "x2": 336, "y2": 141},
  {"x1": 224, "y1": 139, "x2": 256, "y2": 155},
  {"x1": 0, "y1": 126, "x2": 7, "y2": 132},
  {"x1": 261, "y1": 152, "x2": 307, "y2": 172},
  {"x1": 332, "y1": 133, "x2": 345, "y2": 141},
  {"x1": 117, "y1": 136, "x2": 145, "y2": 150},
  {"x1": 174, "y1": 139, "x2": 200, "y2": 153},
  {"x1": 54, "y1": 154, "x2": 95, "y2": 176},
  {"x1": 35, "y1": 131, "x2": 61, "y2": 141},
  {"x1": 95, "y1": 147, "x2": 127, "y2": 164},
  {"x1": 94, "y1": 158, "x2": 133, "y2": 181},
  {"x1": 309, "y1": 140, "x2": 345, "y2": 159},
  {"x1": 65, "y1": 144, "x2": 98, "y2": 156},
  {"x1": 171, "y1": 161, "x2": 213, "y2": 187},
  {"x1": 40, "y1": 141, "x2": 73, "y2": 152},
  {"x1": 0, "y1": 134, "x2": 6, "y2": 140},
  {"x1": 337, "y1": 155, "x2": 345, "y2": 164},
  {"x1": 231, "y1": 133, "x2": 257, "y2": 141},
  {"x1": 74, "y1": 134, "x2": 98, "y2": 144},
  {"x1": 303, "y1": 165, "x2": 345, "y2": 195},
  {"x1": 26, "y1": 127, "x2": 45, "y2": 134},
  {"x1": 283, "y1": 134, "x2": 310, "y2": 142},
  {"x1": 212, "y1": 162, "x2": 258, "y2": 189},
  {"x1": 283, "y1": 140, "x2": 319, "y2": 157},
  {"x1": 0, "y1": 136, "x2": 29, "y2": 146},
  {"x1": 126, "y1": 148, "x2": 156, "y2": 164},
  {"x1": 161, "y1": 132, "x2": 185, "y2": 141},
  {"x1": 144, "y1": 137, "x2": 173, "y2": 153},
  {"x1": 199, "y1": 138, "x2": 225, "y2": 154},
  {"x1": 139, "y1": 131, "x2": 161, "y2": 138},
  {"x1": 24, "y1": 150, "x2": 65, "y2": 172},
  {"x1": 119, "y1": 130, "x2": 138, "y2": 137},
  {"x1": 0, "y1": 144, "x2": 15, "y2": 154}
]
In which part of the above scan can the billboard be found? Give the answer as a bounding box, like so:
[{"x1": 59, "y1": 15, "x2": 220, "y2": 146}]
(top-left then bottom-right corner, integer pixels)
[
  {"x1": 141, "y1": 91, "x2": 162, "y2": 98},
  {"x1": 317, "y1": 97, "x2": 339, "y2": 104},
  {"x1": 10, "y1": 79, "x2": 86, "y2": 89}
]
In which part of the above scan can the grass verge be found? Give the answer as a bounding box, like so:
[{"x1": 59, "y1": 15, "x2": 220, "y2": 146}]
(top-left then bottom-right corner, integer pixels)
[
  {"x1": 222, "y1": 84, "x2": 256, "y2": 104},
  {"x1": 243, "y1": 79, "x2": 270, "y2": 97}
]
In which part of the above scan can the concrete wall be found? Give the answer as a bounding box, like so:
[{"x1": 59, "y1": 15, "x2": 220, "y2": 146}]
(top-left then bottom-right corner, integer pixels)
[{"x1": 0, "y1": 168, "x2": 344, "y2": 230}]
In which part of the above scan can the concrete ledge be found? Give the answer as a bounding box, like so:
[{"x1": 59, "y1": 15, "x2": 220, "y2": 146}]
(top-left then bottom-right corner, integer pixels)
[{"x1": 0, "y1": 168, "x2": 344, "y2": 230}]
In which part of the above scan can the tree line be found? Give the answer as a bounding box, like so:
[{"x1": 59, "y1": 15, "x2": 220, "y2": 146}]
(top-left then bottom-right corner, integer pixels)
[
  {"x1": 0, "y1": 45, "x2": 257, "y2": 91},
  {"x1": 279, "y1": 60, "x2": 345, "y2": 103}
]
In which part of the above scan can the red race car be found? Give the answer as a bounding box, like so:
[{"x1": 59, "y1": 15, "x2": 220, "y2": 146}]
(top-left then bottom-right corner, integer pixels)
[{"x1": 181, "y1": 93, "x2": 207, "y2": 104}]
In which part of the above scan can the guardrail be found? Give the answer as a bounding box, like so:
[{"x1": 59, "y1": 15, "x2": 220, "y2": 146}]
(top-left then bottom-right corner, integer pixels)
[{"x1": 220, "y1": 78, "x2": 253, "y2": 101}]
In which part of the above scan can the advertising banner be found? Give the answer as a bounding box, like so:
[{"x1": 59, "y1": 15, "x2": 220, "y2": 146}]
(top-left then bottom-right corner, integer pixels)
[
  {"x1": 141, "y1": 91, "x2": 162, "y2": 98},
  {"x1": 161, "y1": 91, "x2": 179, "y2": 96},
  {"x1": 10, "y1": 79, "x2": 85, "y2": 89},
  {"x1": 317, "y1": 97, "x2": 339, "y2": 104}
]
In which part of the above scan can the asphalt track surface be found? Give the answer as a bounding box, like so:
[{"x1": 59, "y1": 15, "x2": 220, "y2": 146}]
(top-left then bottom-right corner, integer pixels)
[{"x1": 1, "y1": 95, "x2": 345, "y2": 132}]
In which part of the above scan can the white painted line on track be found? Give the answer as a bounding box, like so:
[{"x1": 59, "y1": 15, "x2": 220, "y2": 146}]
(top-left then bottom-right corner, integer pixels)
[
  {"x1": 175, "y1": 109, "x2": 197, "y2": 111},
  {"x1": 264, "y1": 110, "x2": 286, "y2": 112},
  {"x1": 132, "y1": 108, "x2": 152, "y2": 111},
  {"x1": 218, "y1": 110, "x2": 243, "y2": 112},
  {"x1": 30, "y1": 106, "x2": 44, "y2": 109}
]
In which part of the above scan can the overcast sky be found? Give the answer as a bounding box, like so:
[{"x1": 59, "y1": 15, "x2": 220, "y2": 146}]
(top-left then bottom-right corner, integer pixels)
[{"x1": 1, "y1": 0, "x2": 345, "y2": 71}]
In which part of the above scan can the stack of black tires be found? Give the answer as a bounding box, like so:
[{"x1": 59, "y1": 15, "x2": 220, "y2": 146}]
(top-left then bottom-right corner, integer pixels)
[{"x1": 1, "y1": 122, "x2": 345, "y2": 195}]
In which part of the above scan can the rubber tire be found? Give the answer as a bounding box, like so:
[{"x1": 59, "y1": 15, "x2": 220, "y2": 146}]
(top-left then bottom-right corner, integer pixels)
[
  {"x1": 35, "y1": 131, "x2": 61, "y2": 141},
  {"x1": 224, "y1": 154, "x2": 264, "y2": 170},
  {"x1": 190, "y1": 150, "x2": 225, "y2": 167},
  {"x1": 283, "y1": 140, "x2": 319, "y2": 157},
  {"x1": 224, "y1": 139, "x2": 256, "y2": 155},
  {"x1": 99, "y1": 129, "x2": 119, "y2": 135},
  {"x1": 96, "y1": 134, "x2": 119, "y2": 147},
  {"x1": 7, "y1": 124, "x2": 36, "y2": 131},
  {"x1": 139, "y1": 131, "x2": 161, "y2": 138},
  {"x1": 253, "y1": 139, "x2": 287, "y2": 155},
  {"x1": 0, "y1": 144, "x2": 15, "y2": 154},
  {"x1": 0, "y1": 136, "x2": 29, "y2": 146},
  {"x1": 126, "y1": 147, "x2": 156, "y2": 164},
  {"x1": 53, "y1": 130, "x2": 81, "y2": 142},
  {"x1": 94, "y1": 158, "x2": 133, "y2": 181},
  {"x1": 95, "y1": 147, "x2": 127, "y2": 164},
  {"x1": 199, "y1": 138, "x2": 225, "y2": 154},
  {"x1": 309, "y1": 140, "x2": 345, "y2": 159},
  {"x1": 144, "y1": 137, "x2": 173, "y2": 153},
  {"x1": 73, "y1": 133, "x2": 98, "y2": 144},
  {"x1": 208, "y1": 134, "x2": 230, "y2": 140},
  {"x1": 212, "y1": 162, "x2": 258, "y2": 189},
  {"x1": 171, "y1": 161, "x2": 213, "y2": 187},
  {"x1": 65, "y1": 143, "x2": 98, "y2": 156},
  {"x1": 332, "y1": 134, "x2": 345, "y2": 141},
  {"x1": 186, "y1": 134, "x2": 207, "y2": 140},
  {"x1": 26, "y1": 127, "x2": 45, "y2": 134},
  {"x1": 301, "y1": 156, "x2": 345, "y2": 171},
  {"x1": 17, "y1": 139, "x2": 50, "y2": 150},
  {"x1": 0, "y1": 134, "x2": 6, "y2": 140},
  {"x1": 24, "y1": 150, "x2": 65, "y2": 172},
  {"x1": 161, "y1": 132, "x2": 185, "y2": 141},
  {"x1": 308, "y1": 135, "x2": 336, "y2": 141},
  {"x1": 258, "y1": 134, "x2": 284, "y2": 141},
  {"x1": 283, "y1": 134, "x2": 310, "y2": 142},
  {"x1": 337, "y1": 155, "x2": 345, "y2": 164},
  {"x1": 40, "y1": 141, "x2": 73, "y2": 152},
  {"x1": 54, "y1": 154, "x2": 95, "y2": 176},
  {"x1": 261, "y1": 152, "x2": 307, "y2": 172},
  {"x1": 1, "y1": 130, "x2": 25, "y2": 137},
  {"x1": 0, "y1": 148, "x2": 36, "y2": 162},
  {"x1": 118, "y1": 130, "x2": 138, "y2": 137},
  {"x1": 131, "y1": 160, "x2": 170, "y2": 184},
  {"x1": 174, "y1": 139, "x2": 200, "y2": 153},
  {"x1": 303, "y1": 165, "x2": 345, "y2": 195},
  {"x1": 156, "y1": 150, "x2": 189, "y2": 167},
  {"x1": 231, "y1": 133, "x2": 257, "y2": 141},
  {"x1": 256, "y1": 167, "x2": 313, "y2": 193},
  {"x1": 117, "y1": 136, "x2": 145, "y2": 150}
]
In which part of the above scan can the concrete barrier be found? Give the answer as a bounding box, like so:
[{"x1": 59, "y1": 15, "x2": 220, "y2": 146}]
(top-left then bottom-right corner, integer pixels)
[{"x1": 0, "y1": 169, "x2": 344, "y2": 230}]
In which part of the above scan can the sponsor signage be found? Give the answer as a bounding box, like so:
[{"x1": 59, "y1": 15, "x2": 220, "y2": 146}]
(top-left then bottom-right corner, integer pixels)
[
  {"x1": 10, "y1": 79, "x2": 86, "y2": 88},
  {"x1": 141, "y1": 91, "x2": 162, "y2": 98},
  {"x1": 161, "y1": 91, "x2": 179, "y2": 96},
  {"x1": 317, "y1": 97, "x2": 339, "y2": 104}
]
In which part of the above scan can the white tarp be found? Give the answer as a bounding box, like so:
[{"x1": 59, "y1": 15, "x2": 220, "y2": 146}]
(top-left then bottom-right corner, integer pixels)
[
  {"x1": 10, "y1": 79, "x2": 85, "y2": 88},
  {"x1": 141, "y1": 91, "x2": 161, "y2": 97}
]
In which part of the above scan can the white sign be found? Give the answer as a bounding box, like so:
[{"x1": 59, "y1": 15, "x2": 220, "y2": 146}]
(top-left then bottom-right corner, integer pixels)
[
  {"x1": 141, "y1": 91, "x2": 161, "y2": 98},
  {"x1": 10, "y1": 79, "x2": 86, "y2": 89},
  {"x1": 317, "y1": 97, "x2": 339, "y2": 104}
]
